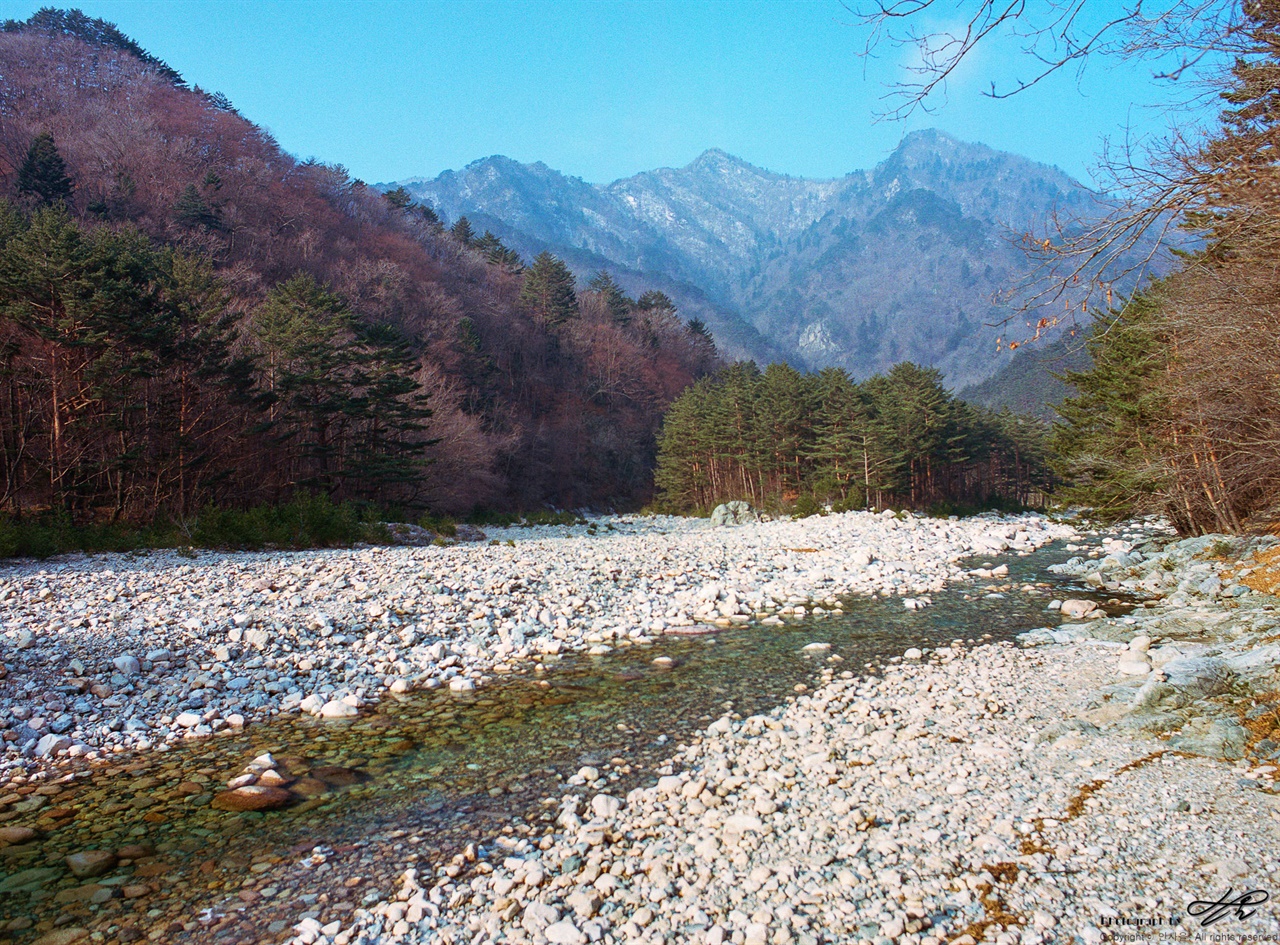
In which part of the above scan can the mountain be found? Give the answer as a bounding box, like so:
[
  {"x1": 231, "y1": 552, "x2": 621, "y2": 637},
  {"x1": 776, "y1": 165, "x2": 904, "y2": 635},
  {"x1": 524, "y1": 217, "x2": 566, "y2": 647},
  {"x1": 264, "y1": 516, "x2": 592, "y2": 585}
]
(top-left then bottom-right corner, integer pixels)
[
  {"x1": 393, "y1": 130, "x2": 1098, "y2": 387},
  {"x1": 960, "y1": 329, "x2": 1092, "y2": 421}
]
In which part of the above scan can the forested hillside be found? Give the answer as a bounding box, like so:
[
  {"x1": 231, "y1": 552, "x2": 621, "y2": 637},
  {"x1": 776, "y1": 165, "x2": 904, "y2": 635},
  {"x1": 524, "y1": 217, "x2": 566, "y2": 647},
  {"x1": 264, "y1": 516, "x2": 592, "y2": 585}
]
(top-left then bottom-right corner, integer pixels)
[
  {"x1": 654, "y1": 361, "x2": 1052, "y2": 514},
  {"x1": 1050, "y1": 3, "x2": 1280, "y2": 536},
  {"x1": 960, "y1": 329, "x2": 1090, "y2": 421},
  {"x1": 0, "y1": 9, "x2": 719, "y2": 523}
]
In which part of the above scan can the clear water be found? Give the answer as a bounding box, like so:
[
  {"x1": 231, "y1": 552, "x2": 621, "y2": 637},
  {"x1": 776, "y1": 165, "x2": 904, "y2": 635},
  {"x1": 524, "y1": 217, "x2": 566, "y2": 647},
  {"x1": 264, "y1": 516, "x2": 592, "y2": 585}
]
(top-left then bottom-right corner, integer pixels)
[{"x1": 0, "y1": 540, "x2": 1131, "y2": 943}]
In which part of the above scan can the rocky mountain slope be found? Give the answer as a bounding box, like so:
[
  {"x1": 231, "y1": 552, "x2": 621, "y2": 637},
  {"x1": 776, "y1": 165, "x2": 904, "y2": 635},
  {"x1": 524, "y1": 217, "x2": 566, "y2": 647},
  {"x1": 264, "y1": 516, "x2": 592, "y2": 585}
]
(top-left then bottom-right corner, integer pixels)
[{"x1": 394, "y1": 130, "x2": 1098, "y2": 387}]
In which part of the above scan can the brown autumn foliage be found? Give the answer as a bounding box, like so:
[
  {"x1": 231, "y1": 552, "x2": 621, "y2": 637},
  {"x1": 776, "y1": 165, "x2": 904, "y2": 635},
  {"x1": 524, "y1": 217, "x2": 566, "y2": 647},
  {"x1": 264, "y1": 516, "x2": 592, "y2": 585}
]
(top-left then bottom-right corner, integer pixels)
[
  {"x1": 1047, "y1": 1, "x2": 1280, "y2": 535},
  {"x1": 0, "y1": 14, "x2": 720, "y2": 519}
]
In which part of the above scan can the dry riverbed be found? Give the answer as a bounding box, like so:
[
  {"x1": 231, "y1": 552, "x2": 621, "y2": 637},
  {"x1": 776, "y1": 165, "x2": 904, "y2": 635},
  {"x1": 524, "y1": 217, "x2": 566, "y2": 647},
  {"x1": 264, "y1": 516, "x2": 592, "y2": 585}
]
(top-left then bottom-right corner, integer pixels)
[
  {"x1": 0, "y1": 510, "x2": 1070, "y2": 773},
  {"x1": 2, "y1": 512, "x2": 1279, "y2": 945},
  {"x1": 315, "y1": 523, "x2": 1280, "y2": 945}
]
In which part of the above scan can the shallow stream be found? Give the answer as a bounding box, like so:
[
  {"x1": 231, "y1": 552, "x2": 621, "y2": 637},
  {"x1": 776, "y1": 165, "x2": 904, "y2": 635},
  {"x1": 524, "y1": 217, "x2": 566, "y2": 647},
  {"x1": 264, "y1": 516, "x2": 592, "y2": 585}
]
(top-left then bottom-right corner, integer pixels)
[{"x1": 0, "y1": 539, "x2": 1132, "y2": 944}]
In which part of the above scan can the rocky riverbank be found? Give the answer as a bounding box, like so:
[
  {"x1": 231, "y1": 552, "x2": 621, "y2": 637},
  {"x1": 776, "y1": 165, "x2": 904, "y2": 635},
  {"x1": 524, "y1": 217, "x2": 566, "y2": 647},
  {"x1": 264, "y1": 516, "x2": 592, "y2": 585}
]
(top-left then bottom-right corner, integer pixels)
[
  {"x1": 317, "y1": 522, "x2": 1280, "y2": 945},
  {"x1": 0, "y1": 510, "x2": 1072, "y2": 777}
]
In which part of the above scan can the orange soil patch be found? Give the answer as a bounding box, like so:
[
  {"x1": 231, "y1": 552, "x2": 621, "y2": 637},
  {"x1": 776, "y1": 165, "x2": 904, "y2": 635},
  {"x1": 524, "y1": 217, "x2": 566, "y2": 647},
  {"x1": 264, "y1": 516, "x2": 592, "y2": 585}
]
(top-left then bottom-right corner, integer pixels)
[{"x1": 1238, "y1": 545, "x2": 1280, "y2": 596}]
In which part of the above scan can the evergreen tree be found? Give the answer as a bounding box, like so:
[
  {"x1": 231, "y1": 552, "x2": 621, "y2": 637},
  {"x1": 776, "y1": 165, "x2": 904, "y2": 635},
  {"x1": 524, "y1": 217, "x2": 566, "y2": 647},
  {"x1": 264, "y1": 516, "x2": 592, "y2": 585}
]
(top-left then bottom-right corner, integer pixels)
[
  {"x1": 654, "y1": 378, "x2": 715, "y2": 509},
  {"x1": 518, "y1": 252, "x2": 578, "y2": 326},
  {"x1": 637, "y1": 290, "x2": 676, "y2": 313},
  {"x1": 754, "y1": 362, "x2": 812, "y2": 497},
  {"x1": 383, "y1": 186, "x2": 412, "y2": 211},
  {"x1": 346, "y1": 321, "x2": 434, "y2": 500},
  {"x1": 450, "y1": 216, "x2": 474, "y2": 246},
  {"x1": 474, "y1": 231, "x2": 523, "y2": 271},
  {"x1": 16, "y1": 133, "x2": 73, "y2": 206},
  {"x1": 587, "y1": 270, "x2": 632, "y2": 324},
  {"x1": 173, "y1": 183, "x2": 221, "y2": 230},
  {"x1": 808, "y1": 367, "x2": 869, "y2": 506},
  {"x1": 250, "y1": 274, "x2": 359, "y2": 491},
  {"x1": 1051, "y1": 294, "x2": 1172, "y2": 524}
]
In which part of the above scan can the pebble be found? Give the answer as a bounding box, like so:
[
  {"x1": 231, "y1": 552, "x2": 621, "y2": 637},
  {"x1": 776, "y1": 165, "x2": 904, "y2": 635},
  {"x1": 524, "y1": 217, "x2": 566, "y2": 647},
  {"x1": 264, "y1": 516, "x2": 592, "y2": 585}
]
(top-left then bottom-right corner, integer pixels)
[{"x1": 210, "y1": 785, "x2": 293, "y2": 811}]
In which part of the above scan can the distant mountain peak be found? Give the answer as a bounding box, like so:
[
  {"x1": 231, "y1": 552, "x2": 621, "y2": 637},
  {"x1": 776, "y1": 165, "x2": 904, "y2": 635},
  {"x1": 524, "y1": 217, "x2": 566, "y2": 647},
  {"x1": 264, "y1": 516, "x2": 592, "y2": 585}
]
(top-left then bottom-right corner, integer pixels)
[
  {"x1": 683, "y1": 148, "x2": 777, "y2": 178},
  {"x1": 394, "y1": 134, "x2": 1103, "y2": 387}
]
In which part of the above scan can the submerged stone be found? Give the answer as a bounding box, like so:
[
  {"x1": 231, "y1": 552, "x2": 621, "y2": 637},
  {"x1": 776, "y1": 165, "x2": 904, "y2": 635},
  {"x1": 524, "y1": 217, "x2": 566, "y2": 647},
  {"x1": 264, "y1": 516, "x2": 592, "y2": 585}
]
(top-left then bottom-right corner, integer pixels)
[{"x1": 210, "y1": 785, "x2": 294, "y2": 812}]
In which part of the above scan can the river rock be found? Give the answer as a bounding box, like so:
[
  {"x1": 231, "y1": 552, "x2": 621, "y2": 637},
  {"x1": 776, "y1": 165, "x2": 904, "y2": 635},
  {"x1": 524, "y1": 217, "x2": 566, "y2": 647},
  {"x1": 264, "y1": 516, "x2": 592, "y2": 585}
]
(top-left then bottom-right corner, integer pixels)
[
  {"x1": 1169, "y1": 719, "x2": 1248, "y2": 760},
  {"x1": 31, "y1": 929, "x2": 89, "y2": 945},
  {"x1": 311, "y1": 765, "x2": 368, "y2": 787},
  {"x1": 319, "y1": 699, "x2": 359, "y2": 719},
  {"x1": 591, "y1": 794, "x2": 621, "y2": 819},
  {"x1": 66, "y1": 850, "x2": 117, "y2": 878},
  {"x1": 1161, "y1": 656, "x2": 1236, "y2": 697},
  {"x1": 0, "y1": 826, "x2": 39, "y2": 846},
  {"x1": 210, "y1": 785, "x2": 293, "y2": 811},
  {"x1": 1060, "y1": 600, "x2": 1099, "y2": 620},
  {"x1": 544, "y1": 919, "x2": 587, "y2": 945},
  {"x1": 710, "y1": 501, "x2": 758, "y2": 527},
  {"x1": 34, "y1": 733, "x2": 71, "y2": 757},
  {"x1": 111, "y1": 654, "x2": 140, "y2": 675}
]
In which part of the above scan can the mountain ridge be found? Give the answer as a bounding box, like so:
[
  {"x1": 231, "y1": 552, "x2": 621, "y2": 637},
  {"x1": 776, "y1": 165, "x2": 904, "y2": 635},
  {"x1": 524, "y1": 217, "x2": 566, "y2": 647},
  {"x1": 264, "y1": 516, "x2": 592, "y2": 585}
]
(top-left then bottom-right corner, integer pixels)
[{"x1": 391, "y1": 131, "x2": 1097, "y2": 387}]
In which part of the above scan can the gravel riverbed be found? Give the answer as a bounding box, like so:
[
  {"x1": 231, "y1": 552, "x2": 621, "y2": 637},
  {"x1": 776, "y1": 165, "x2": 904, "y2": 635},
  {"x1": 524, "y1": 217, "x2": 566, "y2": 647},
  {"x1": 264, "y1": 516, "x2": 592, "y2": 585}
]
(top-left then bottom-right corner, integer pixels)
[
  {"x1": 304, "y1": 520, "x2": 1280, "y2": 945},
  {"x1": 0, "y1": 510, "x2": 1070, "y2": 774},
  {"x1": 3, "y1": 511, "x2": 1279, "y2": 945}
]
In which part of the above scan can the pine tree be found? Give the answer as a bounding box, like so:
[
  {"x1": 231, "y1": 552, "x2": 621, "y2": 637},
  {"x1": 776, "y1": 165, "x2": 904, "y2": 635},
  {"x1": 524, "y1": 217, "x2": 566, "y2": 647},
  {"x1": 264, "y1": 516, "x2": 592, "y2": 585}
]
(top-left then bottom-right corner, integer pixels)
[
  {"x1": 173, "y1": 183, "x2": 221, "y2": 230},
  {"x1": 249, "y1": 274, "x2": 359, "y2": 492},
  {"x1": 754, "y1": 362, "x2": 812, "y2": 497},
  {"x1": 518, "y1": 252, "x2": 578, "y2": 325},
  {"x1": 16, "y1": 133, "x2": 73, "y2": 206},
  {"x1": 637, "y1": 290, "x2": 676, "y2": 313},
  {"x1": 450, "y1": 216, "x2": 475, "y2": 246},
  {"x1": 1051, "y1": 293, "x2": 1172, "y2": 524},
  {"x1": 383, "y1": 187, "x2": 412, "y2": 211},
  {"x1": 347, "y1": 322, "x2": 434, "y2": 501},
  {"x1": 808, "y1": 367, "x2": 869, "y2": 506},
  {"x1": 474, "y1": 231, "x2": 523, "y2": 271},
  {"x1": 587, "y1": 270, "x2": 632, "y2": 324}
]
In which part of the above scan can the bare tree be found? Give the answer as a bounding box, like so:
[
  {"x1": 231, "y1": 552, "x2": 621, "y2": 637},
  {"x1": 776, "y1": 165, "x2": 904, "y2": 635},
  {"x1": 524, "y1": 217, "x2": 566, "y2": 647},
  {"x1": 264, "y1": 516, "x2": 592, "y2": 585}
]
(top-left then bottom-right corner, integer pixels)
[{"x1": 848, "y1": 0, "x2": 1255, "y2": 327}]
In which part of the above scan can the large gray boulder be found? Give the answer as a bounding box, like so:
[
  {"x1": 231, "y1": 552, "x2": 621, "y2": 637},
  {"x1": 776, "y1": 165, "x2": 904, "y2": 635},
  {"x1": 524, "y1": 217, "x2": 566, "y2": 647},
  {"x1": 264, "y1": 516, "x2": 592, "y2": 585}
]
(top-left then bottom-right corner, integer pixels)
[
  {"x1": 1161, "y1": 656, "x2": 1236, "y2": 698},
  {"x1": 1169, "y1": 719, "x2": 1248, "y2": 760},
  {"x1": 710, "y1": 501, "x2": 758, "y2": 527}
]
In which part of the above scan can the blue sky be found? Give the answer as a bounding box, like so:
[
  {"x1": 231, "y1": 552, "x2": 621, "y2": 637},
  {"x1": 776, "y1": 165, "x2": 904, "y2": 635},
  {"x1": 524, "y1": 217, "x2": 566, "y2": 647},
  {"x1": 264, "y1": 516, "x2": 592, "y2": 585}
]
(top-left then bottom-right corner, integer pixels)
[{"x1": 0, "y1": 0, "x2": 1204, "y2": 187}]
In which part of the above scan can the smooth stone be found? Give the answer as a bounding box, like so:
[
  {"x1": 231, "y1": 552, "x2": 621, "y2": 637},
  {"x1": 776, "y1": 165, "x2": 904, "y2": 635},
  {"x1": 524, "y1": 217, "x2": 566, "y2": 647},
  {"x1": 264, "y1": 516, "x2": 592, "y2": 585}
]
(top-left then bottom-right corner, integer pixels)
[
  {"x1": 0, "y1": 825, "x2": 39, "y2": 845},
  {"x1": 591, "y1": 794, "x2": 621, "y2": 819},
  {"x1": 112, "y1": 654, "x2": 141, "y2": 675},
  {"x1": 545, "y1": 919, "x2": 587, "y2": 945},
  {"x1": 32, "y1": 929, "x2": 89, "y2": 945},
  {"x1": 34, "y1": 733, "x2": 71, "y2": 757},
  {"x1": 210, "y1": 785, "x2": 293, "y2": 812},
  {"x1": 1060, "y1": 599, "x2": 1099, "y2": 620},
  {"x1": 319, "y1": 700, "x2": 359, "y2": 719},
  {"x1": 66, "y1": 850, "x2": 118, "y2": 879},
  {"x1": 0, "y1": 866, "x2": 62, "y2": 893}
]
